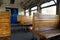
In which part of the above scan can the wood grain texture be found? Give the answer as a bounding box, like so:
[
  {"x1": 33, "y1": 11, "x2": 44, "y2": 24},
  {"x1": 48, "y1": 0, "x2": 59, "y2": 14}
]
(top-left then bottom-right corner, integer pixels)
[
  {"x1": 0, "y1": 36, "x2": 10, "y2": 40},
  {"x1": 17, "y1": 15, "x2": 32, "y2": 25},
  {"x1": 0, "y1": 19, "x2": 10, "y2": 22},
  {"x1": 0, "y1": 12, "x2": 11, "y2": 37},
  {"x1": 33, "y1": 14, "x2": 59, "y2": 29},
  {"x1": 32, "y1": 29, "x2": 60, "y2": 39}
]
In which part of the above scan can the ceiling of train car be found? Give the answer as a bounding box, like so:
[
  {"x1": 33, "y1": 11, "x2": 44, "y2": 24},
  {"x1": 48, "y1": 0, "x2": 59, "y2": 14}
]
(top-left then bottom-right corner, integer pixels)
[
  {"x1": 0, "y1": 0, "x2": 10, "y2": 7},
  {"x1": 20, "y1": 0, "x2": 52, "y2": 9},
  {"x1": 23, "y1": 0, "x2": 52, "y2": 9},
  {"x1": 0, "y1": 0, "x2": 52, "y2": 9}
]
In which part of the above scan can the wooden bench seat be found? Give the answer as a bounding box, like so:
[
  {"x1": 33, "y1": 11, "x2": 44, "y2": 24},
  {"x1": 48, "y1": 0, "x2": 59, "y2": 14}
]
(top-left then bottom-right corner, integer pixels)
[
  {"x1": 0, "y1": 12, "x2": 11, "y2": 40},
  {"x1": 31, "y1": 14, "x2": 59, "y2": 40},
  {"x1": 17, "y1": 15, "x2": 32, "y2": 25}
]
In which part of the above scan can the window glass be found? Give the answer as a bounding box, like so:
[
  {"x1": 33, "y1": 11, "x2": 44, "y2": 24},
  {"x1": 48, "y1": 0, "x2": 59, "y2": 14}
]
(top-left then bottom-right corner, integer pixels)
[
  {"x1": 41, "y1": 6, "x2": 56, "y2": 15},
  {"x1": 19, "y1": 11, "x2": 24, "y2": 15},
  {"x1": 31, "y1": 10, "x2": 37, "y2": 16},
  {"x1": 41, "y1": 1, "x2": 55, "y2": 7},
  {"x1": 25, "y1": 9, "x2": 29, "y2": 12},
  {"x1": 26, "y1": 12, "x2": 29, "y2": 16},
  {"x1": 31, "y1": 6, "x2": 37, "y2": 10}
]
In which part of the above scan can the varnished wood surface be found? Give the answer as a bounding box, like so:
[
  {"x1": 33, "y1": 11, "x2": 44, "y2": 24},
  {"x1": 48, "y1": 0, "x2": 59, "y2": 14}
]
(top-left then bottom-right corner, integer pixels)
[
  {"x1": 31, "y1": 29, "x2": 60, "y2": 39},
  {"x1": 31, "y1": 14, "x2": 60, "y2": 39},
  {"x1": 0, "y1": 12, "x2": 11, "y2": 37},
  {"x1": 0, "y1": 36, "x2": 10, "y2": 40},
  {"x1": 17, "y1": 16, "x2": 32, "y2": 25},
  {"x1": 33, "y1": 15, "x2": 59, "y2": 29}
]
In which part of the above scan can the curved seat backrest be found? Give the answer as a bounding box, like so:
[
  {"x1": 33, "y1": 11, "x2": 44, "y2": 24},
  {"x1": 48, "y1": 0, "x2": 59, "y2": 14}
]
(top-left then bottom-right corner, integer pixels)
[
  {"x1": 17, "y1": 15, "x2": 32, "y2": 25},
  {"x1": 0, "y1": 12, "x2": 10, "y2": 37},
  {"x1": 33, "y1": 14, "x2": 59, "y2": 30}
]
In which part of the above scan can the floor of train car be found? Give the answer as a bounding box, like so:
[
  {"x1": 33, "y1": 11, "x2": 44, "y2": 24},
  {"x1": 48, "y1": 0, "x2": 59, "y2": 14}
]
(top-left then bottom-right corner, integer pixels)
[
  {"x1": 11, "y1": 23, "x2": 34, "y2": 40},
  {"x1": 11, "y1": 23, "x2": 60, "y2": 40},
  {"x1": 11, "y1": 32, "x2": 33, "y2": 40}
]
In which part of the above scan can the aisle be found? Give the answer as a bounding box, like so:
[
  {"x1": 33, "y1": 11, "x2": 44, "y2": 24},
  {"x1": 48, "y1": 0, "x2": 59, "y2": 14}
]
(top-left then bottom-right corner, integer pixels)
[{"x1": 11, "y1": 32, "x2": 33, "y2": 40}]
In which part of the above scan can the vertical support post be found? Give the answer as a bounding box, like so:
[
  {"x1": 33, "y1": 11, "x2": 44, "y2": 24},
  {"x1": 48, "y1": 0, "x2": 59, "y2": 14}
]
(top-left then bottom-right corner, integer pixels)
[
  {"x1": 24, "y1": 10, "x2": 26, "y2": 16},
  {"x1": 37, "y1": 4, "x2": 41, "y2": 13},
  {"x1": 57, "y1": 0, "x2": 60, "y2": 15},
  {"x1": 29, "y1": 8, "x2": 31, "y2": 16}
]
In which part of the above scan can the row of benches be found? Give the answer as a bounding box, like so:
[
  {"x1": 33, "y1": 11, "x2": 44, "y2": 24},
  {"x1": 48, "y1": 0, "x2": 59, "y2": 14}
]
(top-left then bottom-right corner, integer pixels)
[{"x1": 17, "y1": 13, "x2": 60, "y2": 40}]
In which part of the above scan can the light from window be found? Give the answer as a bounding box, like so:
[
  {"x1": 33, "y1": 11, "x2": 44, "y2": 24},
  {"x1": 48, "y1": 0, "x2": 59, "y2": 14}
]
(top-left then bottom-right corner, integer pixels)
[
  {"x1": 31, "y1": 10, "x2": 37, "y2": 16},
  {"x1": 31, "y1": 6, "x2": 37, "y2": 10},
  {"x1": 25, "y1": 9, "x2": 29, "y2": 12},
  {"x1": 41, "y1": 6, "x2": 56, "y2": 15},
  {"x1": 41, "y1": 1, "x2": 55, "y2": 7},
  {"x1": 26, "y1": 12, "x2": 29, "y2": 16},
  {"x1": 18, "y1": 11, "x2": 24, "y2": 15}
]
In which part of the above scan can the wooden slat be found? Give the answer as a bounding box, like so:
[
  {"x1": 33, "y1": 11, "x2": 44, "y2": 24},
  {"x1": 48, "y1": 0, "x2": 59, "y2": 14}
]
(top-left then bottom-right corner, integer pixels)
[
  {"x1": 0, "y1": 19, "x2": 10, "y2": 22},
  {"x1": 31, "y1": 14, "x2": 60, "y2": 39},
  {"x1": 17, "y1": 15, "x2": 32, "y2": 25},
  {"x1": 0, "y1": 12, "x2": 10, "y2": 16},
  {"x1": 0, "y1": 16, "x2": 10, "y2": 19},
  {"x1": 33, "y1": 14, "x2": 59, "y2": 29},
  {"x1": 32, "y1": 29, "x2": 60, "y2": 39},
  {"x1": 0, "y1": 36, "x2": 10, "y2": 40},
  {"x1": 0, "y1": 12, "x2": 10, "y2": 38}
]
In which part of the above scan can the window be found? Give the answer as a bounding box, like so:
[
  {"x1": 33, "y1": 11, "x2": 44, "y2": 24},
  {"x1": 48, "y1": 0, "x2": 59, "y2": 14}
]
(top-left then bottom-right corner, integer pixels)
[
  {"x1": 19, "y1": 11, "x2": 24, "y2": 15},
  {"x1": 25, "y1": 9, "x2": 29, "y2": 12},
  {"x1": 31, "y1": 6, "x2": 37, "y2": 10},
  {"x1": 31, "y1": 6, "x2": 37, "y2": 16},
  {"x1": 26, "y1": 12, "x2": 29, "y2": 16},
  {"x1": 41, "y1": 6, "x2": 56, "y2": 15},
  {"x1": 41, "y1": 1, "x2": 55, "y2": 8},
  {"x1": 31, "y1": 10, "x2": 37, "y2": 16},
  {"x1": 25, "y1": 9, "x2": 29, "y2": 16},
  {"x1": 41, "y1": 0, "x2": 57, "y2": 15}
]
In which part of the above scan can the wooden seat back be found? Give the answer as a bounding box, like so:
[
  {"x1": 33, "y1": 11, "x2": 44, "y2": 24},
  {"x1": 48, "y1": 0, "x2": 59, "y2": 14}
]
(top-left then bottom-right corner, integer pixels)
[
  {"x1": 0, "y1": 12, "x2": 11, "y2": 37},
  {"x1": 17, "y1": 15, "x2": 32, "y2": 25},
  {"x1": 33, "y1": 14, "x2": 59, "y2": 30}
]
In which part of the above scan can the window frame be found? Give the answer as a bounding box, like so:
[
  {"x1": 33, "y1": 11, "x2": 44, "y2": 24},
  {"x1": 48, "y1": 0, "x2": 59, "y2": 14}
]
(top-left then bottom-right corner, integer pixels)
[
  {"x1": 31, "y1": 6, "x2": 37, "y2": 11},
  {"x1": 41, "y1": 0, "x2": 57, "y2": 9},
  {"x1": 40, "y1": 0, "x2": 57, "y2": 15},
  {"x1": 31, "y1": 6, "x2": 37, "y2": 16},
  {"x1": 25, "y1": 9, "x2": 29, "y2": 16}
]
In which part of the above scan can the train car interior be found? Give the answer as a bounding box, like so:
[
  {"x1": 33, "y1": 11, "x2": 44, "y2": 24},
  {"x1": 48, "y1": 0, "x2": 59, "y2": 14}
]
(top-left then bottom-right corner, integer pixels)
[{"x1": 0, "y1": 0, "x2": 60, "y2": 40}]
